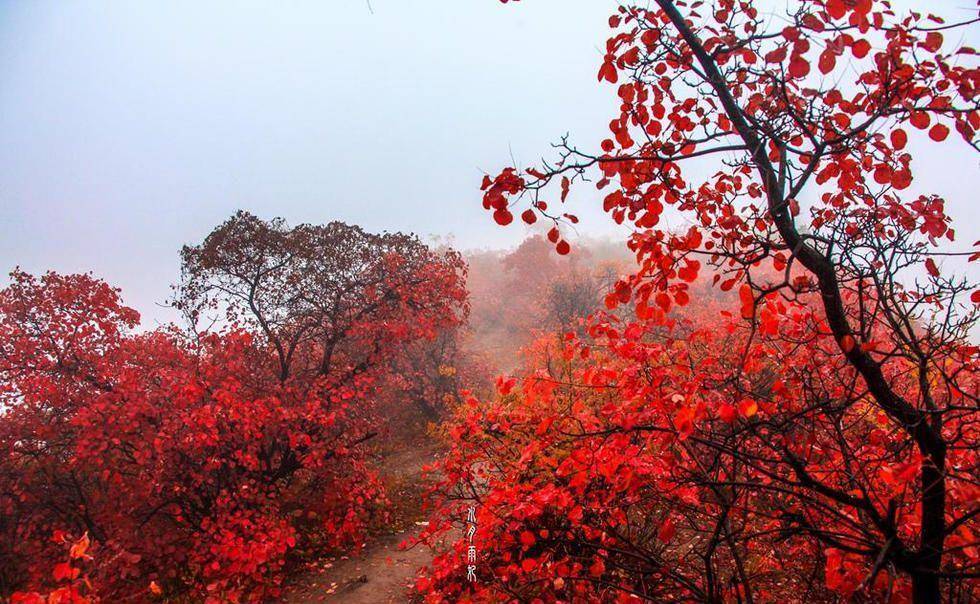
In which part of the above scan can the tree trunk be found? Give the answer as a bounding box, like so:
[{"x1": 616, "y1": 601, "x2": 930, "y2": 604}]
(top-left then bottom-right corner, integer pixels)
[
  {"x1": 913, "y1": 459, "x2": 946, "y2": 604},
  {"x1": 912, "y1": 572, "x2": 940, "y2": 604}
]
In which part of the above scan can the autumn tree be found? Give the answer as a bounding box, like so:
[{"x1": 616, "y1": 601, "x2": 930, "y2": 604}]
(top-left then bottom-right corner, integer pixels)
[
  {"x1": 465, "y1": 236, "x2": 562, "y2": 367},
  {"x1": 0, "y1": 271, "x2": 385, "y2": 600},
  {"x1": 422, "y1": 1, "x2": 979, "y2": 602},
  {"x1": 0, "y1": 215, "x2": 468, "y2": 601},
  {"x1": 382, "y1": 328, "x2": 471, "y2": 421},
  {"x1": 177, "y1": 210, "x2": 468, "y2": 387},
  {"x1": 544, "y1": 265, "x2": 617, "y2": 338},
  {"x1": 466, "y1": 235, "x2": 626, "y2": 369}
]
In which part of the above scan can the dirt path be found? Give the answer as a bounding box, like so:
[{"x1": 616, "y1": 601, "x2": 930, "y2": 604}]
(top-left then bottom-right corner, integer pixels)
[
  {"x1": 281, "y1": 445, "x2": 439, "y2": 604},
  {"x1": 281, "y1": 525, "x2": 432, "y2": 604}
]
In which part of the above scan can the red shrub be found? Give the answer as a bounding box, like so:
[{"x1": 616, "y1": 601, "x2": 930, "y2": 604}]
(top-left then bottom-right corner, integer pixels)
[
  {"x1": 417, "y1": 301, "x2": 978, "y2": 602},
  {"x1": 0, "y1": 263, "x2": 450, "y2": 601}
]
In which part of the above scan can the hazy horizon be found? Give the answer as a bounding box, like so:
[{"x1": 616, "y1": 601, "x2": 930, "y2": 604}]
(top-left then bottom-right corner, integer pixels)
[{"x1": 2, "y1": 0, "x2": 978, "y2": 327}]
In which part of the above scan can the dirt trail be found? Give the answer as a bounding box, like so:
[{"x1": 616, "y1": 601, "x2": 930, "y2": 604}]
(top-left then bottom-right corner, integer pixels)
[{"x1": 281, "y1": 445, "x2": 439, "y2": 604}]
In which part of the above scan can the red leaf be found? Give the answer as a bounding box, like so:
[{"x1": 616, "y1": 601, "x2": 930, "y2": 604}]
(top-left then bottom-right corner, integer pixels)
[
  {"x1": 826, "y1": 0, "x2": 847, "y2": 19},
  {"x1": 923, "y1": 31, "x2": 943, "y2": 53},
  {"x1": 890, "y1": 128, "x2": 907, "y2": 150},
  {"x1": 929, "y1": 124, "x2": 949, "y2": 142},
  {"x1": 496, "y1": 376, "x2": 517, "y2": 396},
  {"x1": 788, "y1": 56, "x2": 810, "y2": 78},
  {"x1": 818, "y1": 50, "x2": 836, "y2": 74},
  {"x1": 910, "y1": 112, "x2": 931, "y2": 130},
  {"x1": 851, "y1": 39, "x2": 871, "y2": 58},
  {"x1": 765, "y1": 46, "x2": 787, "y2": 63},
  {"x1": 589, "y1": 559, "x2": 606, "y2": 576},
  {"x1": 52, "y1": 562, "x2": 79, "y2": 582},
  {"x1": 738, "y1": 284, "x2": 755, "y2": 319},
  {"x1": 493, "y1": 209, "x2": 514, "y2": 226},
  {"x1": 598, "y1": 60, "x2": 618, "y2": 83},
  {"x1": 677, "y1": 260, "x2": 700, "y2": 283}
]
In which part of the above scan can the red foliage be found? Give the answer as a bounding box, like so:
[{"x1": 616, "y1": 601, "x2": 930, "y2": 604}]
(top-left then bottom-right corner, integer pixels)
[
  {"x1": 11, "y1": 533, "x2": 98, "y2": 604},
  {"x1": 424, "y1": 0, "x2": 980, "y2": 602},
  {"x1": 419, "y1": 299, "x2": 978, "y2": 602},
  {"x1": 1, "y1": 230, "x2": 466, "y2": 602},
  {"x1": 0, "y1": 271, "x2": 378, "y2": 600}
]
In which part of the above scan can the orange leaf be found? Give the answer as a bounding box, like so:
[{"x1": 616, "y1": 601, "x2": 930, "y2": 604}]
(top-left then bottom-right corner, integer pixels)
[
  {"x1": 738, "y1": 398, "x2": 758, "y2": 419},
  {"x1": 69, "y1": 533, "x2": 90, "y2": 560}
]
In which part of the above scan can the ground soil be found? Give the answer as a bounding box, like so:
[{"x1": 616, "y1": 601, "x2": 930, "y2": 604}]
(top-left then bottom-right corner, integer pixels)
[{"x1": 280, "y1": 439, "x2": 440, "y2": 604}]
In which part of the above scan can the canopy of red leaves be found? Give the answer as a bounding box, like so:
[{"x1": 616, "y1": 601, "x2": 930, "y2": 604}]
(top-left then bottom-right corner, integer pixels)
[
  {"x1": 417, "y1": 291, "x2": 978, "y2": 602},
  {"x1": 422, "y1": 0, "x2": 980, "y2": 602},
  {"x1": 0, "y1": 212, "x2": 468, "y2": 602}
]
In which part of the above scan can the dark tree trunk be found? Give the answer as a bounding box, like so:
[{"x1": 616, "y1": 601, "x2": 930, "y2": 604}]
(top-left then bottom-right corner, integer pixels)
[
  {"x1": 912, "y1": 573, "x2": 940, "y2": 604},
  {"x1": 913, "y1": 459, "x2": 946, "y2": 604}
]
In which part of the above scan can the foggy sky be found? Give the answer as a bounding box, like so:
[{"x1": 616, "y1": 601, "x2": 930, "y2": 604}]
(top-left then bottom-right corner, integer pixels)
[{"x1": 1, "y1": 0, "x2": 977, "y2": 327}]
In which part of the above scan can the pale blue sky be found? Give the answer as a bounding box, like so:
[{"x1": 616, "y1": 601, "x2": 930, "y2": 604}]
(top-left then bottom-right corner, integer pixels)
[
  {"x1": 1, "y1": 1, "x2": 977, "y2": 326},
  {"x1": 0, "y1": 1, "x2": 628, "y2": 324}
]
